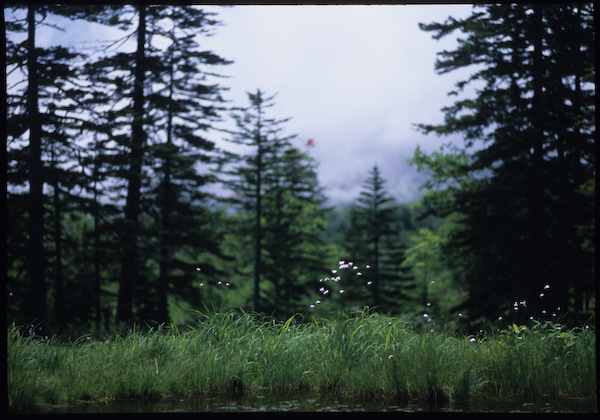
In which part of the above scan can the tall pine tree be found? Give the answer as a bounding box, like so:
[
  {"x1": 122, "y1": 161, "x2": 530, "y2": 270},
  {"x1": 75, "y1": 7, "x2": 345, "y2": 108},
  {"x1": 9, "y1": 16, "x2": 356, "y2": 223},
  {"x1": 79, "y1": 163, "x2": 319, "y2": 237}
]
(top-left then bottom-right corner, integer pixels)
[
  {"x1": 6, "y1": 5, "x2": 113, "y2": 332},
  {"x1": 413, "y1": 4, "x2": 595, "y2": 327},
  {"x1": 342, "y1": 165, "x2": 413, "y2": 314},
  {"x1": 261, "y1": 141, "x2": 331, "y2": 317},
  {"x1": 221, "y1": 90, "x2": 295, "y2": 312}
]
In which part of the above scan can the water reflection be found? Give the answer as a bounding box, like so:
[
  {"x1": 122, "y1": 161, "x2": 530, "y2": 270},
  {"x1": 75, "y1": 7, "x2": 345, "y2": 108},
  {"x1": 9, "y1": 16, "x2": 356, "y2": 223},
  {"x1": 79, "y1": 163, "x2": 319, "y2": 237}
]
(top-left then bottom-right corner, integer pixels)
[{"x1": 45, "y1": 392, "x2": 597, "y2": 414}]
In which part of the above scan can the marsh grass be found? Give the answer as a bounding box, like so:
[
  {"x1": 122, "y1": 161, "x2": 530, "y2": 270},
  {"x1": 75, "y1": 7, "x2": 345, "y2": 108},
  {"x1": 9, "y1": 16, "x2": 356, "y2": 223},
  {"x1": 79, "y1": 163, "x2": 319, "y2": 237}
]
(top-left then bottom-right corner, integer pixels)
[{"x1": 7, "y1": 311, "x2": 596, "y2": 414}]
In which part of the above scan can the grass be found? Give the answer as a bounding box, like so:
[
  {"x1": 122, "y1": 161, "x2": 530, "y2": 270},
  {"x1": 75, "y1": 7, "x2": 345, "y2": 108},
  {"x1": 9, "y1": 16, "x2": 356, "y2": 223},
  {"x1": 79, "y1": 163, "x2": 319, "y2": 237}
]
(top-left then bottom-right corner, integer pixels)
[{"x1": 7, "y1": 310, "x2": 596, "y2": 414}]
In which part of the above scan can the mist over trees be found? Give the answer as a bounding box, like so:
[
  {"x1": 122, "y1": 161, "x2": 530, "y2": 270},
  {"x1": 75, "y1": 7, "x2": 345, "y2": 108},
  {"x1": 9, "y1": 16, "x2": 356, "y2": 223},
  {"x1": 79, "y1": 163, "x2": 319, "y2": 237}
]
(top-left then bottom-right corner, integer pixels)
[{"x1": 5, "y1": 4, "x2": 595, "y2": 336}]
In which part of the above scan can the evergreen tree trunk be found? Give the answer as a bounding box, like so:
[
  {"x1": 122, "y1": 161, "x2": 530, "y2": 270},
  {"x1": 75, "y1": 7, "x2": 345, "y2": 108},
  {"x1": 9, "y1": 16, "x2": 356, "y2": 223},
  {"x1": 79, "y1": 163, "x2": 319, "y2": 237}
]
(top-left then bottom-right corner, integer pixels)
[
  {"x1": 157, "y1": 167, "x2": 170, "y2": 323},
  {"x1": 25, "y1": 5, "x2": 48, "y2": 332},
  {"x1": 570, "y1": 6, "x2": 584, "y2": 314},
  {"x1": 116, "y1": 5, "x2": 146, "y2": 325},
  {"x1": 415, "y1": 4, "x2": 595, "y2": 325},
  {"x1": 92, "y1": 141, "x2": 102, "y2": 332},
  {"x1": 157, "y1": 65, "x2": 174, "y2": 324},
  {"x1": 529, "y1": 4, "x2": 547, "y2": 314},
  {"x1": 254, "y1": 126, "x2": 263, "y2": 313},
  {"x1": 51, "y1": 158, "x2": 65, "y2": 326}
]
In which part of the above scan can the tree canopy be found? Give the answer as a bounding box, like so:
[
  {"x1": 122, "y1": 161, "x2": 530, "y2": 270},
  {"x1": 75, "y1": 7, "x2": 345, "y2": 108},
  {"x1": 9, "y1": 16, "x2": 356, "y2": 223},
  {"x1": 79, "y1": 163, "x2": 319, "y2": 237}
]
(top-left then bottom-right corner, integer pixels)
[{"x1": 412, "y1": 4, "x2": 595, "y2": 327}]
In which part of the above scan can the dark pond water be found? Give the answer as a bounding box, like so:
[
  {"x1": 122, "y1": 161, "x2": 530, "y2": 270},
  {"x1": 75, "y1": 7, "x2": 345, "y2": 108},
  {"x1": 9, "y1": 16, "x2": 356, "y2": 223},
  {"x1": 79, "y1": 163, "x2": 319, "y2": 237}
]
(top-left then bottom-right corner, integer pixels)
[{"x1": 42, "y1": 392, "x2": 597, "y2": 414}]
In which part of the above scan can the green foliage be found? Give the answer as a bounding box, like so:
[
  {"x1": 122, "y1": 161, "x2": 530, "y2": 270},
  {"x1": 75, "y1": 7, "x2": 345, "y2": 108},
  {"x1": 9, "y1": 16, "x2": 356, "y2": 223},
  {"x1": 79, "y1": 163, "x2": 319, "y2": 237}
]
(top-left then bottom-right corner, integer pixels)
[
  {"x1": 400, "y1": 215, "x2": 468, "y2": 331},
  {"x1": 221, "y1": 91, "x2": 331, "y2": 316},
  {"x1": 5, "y1": 5, "x2": 231, "y2": 331},
  {"x1": 7, "y1": 313, "x2": 595, "y2": 414},
  {"x1": 340, "y1": 165, "x2": 415, "y2": 313},
  {"x1": 413, "y1": 4, "x2": 596, "y2": 328}
]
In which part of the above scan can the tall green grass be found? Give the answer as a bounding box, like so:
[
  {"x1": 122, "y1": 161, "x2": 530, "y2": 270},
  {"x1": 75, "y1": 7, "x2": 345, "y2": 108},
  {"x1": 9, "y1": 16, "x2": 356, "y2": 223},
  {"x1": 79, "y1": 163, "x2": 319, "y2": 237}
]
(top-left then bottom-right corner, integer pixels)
[{"x1": 7, "y1": 311, "x2": 596, "y2": 414}]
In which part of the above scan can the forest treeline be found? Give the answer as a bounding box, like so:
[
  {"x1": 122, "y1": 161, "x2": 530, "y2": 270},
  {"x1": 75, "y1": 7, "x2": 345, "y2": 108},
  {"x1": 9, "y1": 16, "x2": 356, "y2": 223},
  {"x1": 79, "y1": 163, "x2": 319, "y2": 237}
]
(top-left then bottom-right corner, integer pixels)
[{"x1": 5, "y1": 4, "x2": 595, "y2": 338}]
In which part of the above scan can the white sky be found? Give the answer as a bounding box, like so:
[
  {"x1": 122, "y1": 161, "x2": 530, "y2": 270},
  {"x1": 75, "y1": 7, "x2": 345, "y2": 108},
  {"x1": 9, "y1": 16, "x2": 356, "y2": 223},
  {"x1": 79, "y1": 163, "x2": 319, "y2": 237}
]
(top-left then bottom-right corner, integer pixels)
[
  {"x1": 11, "y1": 4, "x2": 478, "y2": 206},
  {"x1": 199, "y1": 4, "x2": 476, "y2": 205}
]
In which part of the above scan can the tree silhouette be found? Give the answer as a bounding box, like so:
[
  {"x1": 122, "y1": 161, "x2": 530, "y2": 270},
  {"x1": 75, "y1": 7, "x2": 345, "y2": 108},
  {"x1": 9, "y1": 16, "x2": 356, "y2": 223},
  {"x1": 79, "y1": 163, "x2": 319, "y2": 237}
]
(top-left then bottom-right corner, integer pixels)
[{"x1": 414, "y1": 4, "x2": 595, "y2": 326}]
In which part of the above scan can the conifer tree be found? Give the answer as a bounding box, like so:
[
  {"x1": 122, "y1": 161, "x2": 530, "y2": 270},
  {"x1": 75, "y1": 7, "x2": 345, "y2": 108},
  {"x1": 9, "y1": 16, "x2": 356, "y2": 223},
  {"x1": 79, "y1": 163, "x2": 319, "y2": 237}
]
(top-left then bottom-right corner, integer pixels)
[
  {"x1": 222, "y1": 91, "x2": 331, "y2": 315},
  {"x1": 78, "y1": 5, "x2": 231, "y2": 324},
  {"x1": 222, "y1": 90, "x2": 296, "y2": 312},
  {"x1": 140, "y1": 5, "x2": 231, "y2": 323},
  {"x1": 342, "y1": 165, "x2": 413, "y2": 313},
  {"x1": 261, "y1": 142, "x2": 331, "y2": 316},
  {"x1": 6, "y1": 4, "x2": 231, "y2": 329},
  {"x1": 413, "y1": 4, "x2": 595, "y2": 326},
  {"x1": 6, "y1": 5, "x2": 111, "y2": 331}
]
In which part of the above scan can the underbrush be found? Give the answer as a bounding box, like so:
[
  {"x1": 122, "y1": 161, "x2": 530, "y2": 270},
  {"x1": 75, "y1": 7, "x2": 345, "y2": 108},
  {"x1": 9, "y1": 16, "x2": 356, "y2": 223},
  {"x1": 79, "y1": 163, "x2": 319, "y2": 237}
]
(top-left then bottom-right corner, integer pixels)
[{"x1": 7, "y1": 311, "x2": 596, "y2": 414}]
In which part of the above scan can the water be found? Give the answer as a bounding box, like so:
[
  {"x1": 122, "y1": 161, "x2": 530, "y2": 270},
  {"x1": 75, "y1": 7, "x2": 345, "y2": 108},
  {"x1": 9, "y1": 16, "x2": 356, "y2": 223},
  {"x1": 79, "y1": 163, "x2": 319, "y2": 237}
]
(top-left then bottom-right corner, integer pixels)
[{"x1": 41, "y1": 392, "x2": 597, "y2": 414}]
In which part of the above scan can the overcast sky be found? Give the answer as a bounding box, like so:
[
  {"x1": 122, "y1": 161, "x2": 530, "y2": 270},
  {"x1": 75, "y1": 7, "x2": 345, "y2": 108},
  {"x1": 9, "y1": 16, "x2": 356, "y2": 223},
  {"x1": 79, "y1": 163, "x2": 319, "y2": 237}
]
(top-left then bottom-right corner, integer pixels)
[
  {"x1": 195, "y1": 5, "x2": 472, "y2": 203},
  {"x1": 198, "y1": 4, "x2": 476, "y2": 205},
  {"x1": 20, "y1": 4, "x2": 478, "y2": 206}
]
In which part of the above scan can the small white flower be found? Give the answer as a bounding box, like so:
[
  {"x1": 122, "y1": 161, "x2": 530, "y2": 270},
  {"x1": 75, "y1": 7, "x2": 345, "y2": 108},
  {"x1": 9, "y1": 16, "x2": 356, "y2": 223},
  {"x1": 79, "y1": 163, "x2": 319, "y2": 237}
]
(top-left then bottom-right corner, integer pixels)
[
  {"x1": 366, "y1": 265, "x2": 371, "y2": 269},
  {"x1": 332, "y1": 269, "x2": 337, "y2": 274},
  {"x1": 310, "y1": 304, "x2": 315, "y2": 308},
  {"x1": 470, "y1": 337, "x2": 476, "y2": 343},
  {"x1": 367, "y1": 281, "x2": 373, "y2": 286},
  {"x1": 340, "y1": 289, "x2": 345, "y2": 294},
  {"x1": 423, "y1": 313, "x2": 429, "y2": 318},
  {"x1": 544, "y1": 284, "x2": 550, "y2": 290},
  {"x1": 316, "y1": 300, "x2": 321, "y2": 304},
  {"x1": 357, "y1": 272, "x2": 362, "y2": 276},
  {"x1": 388, "y1": 354, "x2": 394, "y2": 359}
]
